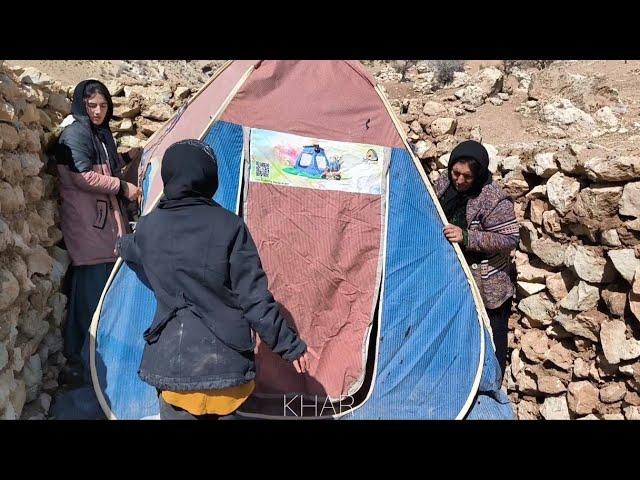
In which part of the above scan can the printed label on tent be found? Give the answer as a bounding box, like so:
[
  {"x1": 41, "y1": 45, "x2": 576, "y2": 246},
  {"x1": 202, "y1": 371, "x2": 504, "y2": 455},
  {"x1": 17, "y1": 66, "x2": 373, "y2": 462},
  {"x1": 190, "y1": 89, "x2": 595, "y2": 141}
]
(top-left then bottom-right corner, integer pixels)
[{"x1": 249, "y1": 128, "x2": 383, "y2": 195}]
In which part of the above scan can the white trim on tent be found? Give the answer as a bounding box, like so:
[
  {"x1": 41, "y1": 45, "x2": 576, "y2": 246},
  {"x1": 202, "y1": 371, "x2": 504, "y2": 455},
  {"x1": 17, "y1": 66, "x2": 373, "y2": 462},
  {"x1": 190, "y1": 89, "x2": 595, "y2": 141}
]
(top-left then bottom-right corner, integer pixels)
[
  {"x1": 198, "y1": 66, "x2": 254, "y2": 139},
  {"x1": 344, "y1": 146, "x2": 390, "y2": 399},
  {"x1": 235, "y1": 133, "x2": 246, "y2": 214}
]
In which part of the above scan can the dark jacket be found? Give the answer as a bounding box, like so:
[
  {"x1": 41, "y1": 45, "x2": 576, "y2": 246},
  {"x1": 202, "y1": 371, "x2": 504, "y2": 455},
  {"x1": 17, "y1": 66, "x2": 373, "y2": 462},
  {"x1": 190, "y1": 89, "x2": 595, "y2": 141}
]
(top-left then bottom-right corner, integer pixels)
[
  {"x1": 117, "y1": 140, "x2": 306, "y2": 391},
  {"x1": 55, "y1": 79, "x2": 132, "y2": 265}
]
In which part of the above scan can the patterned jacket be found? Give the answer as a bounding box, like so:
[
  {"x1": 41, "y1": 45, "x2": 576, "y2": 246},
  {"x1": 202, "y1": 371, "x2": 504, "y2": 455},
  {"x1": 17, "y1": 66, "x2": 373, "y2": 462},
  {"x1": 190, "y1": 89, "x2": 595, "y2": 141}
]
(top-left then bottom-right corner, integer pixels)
[{"x1": 435, "y1": 175, "x2": 519, "y2": 309}]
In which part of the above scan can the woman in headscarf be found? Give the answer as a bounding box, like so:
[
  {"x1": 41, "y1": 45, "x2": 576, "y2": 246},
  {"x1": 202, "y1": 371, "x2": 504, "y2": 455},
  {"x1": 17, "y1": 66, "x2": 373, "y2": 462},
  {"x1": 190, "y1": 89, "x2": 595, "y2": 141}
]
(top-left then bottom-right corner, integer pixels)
[
  {"x1": 55, "y1": 79, "x2": 142, "y2": 383},
  {"x1": 117, "y1": 139, "x2": 317, "y2": 420},
  {"x1": 436, "y1": 140, "x2": 519, "y2": 378}
]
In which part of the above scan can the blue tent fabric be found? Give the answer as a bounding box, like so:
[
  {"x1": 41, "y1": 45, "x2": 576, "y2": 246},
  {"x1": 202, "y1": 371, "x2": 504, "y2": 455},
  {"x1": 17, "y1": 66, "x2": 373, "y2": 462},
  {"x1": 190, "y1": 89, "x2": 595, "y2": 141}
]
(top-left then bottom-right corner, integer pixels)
[
  {"x1": 347, "y1": 148, "x2": 487, "y2": 419},
  {"x1": 467, "y1": 390, "x2": 514, "y2": 420},
  {"x1": 94, "y1": 262, "x2": 158, "y2": 418},
  {"x1": 203, "y1": 121, "x2": 245, "y2": 207},
  {"x1": 93, "y1": 121, "x2": 244, "y2": 419}
]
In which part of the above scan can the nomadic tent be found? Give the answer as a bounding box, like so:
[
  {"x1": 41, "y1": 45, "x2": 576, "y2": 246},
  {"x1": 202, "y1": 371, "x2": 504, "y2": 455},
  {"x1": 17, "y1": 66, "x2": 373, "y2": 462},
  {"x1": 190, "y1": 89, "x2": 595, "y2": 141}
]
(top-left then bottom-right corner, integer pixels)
[{"x1": 90, "y1": 60, "x2": 514, "y2": 420}]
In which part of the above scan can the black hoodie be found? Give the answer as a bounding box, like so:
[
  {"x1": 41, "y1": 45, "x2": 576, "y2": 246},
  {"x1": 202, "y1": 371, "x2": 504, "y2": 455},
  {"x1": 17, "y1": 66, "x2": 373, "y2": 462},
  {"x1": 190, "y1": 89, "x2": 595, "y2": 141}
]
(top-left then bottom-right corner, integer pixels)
[
  {"x1": 117, "y1": 140, "x2": 306, "y2": 391},
  {"x1": 159, "y1": 139, "x2": 218, "y2": 205}
]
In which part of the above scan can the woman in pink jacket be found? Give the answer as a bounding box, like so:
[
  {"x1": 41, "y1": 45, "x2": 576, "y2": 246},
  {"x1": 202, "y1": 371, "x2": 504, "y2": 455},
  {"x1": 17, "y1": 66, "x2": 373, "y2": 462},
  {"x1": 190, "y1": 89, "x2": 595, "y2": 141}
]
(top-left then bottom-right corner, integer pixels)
[{"x1": 55, "y1": 79, "x2": 142, "y2": 384}]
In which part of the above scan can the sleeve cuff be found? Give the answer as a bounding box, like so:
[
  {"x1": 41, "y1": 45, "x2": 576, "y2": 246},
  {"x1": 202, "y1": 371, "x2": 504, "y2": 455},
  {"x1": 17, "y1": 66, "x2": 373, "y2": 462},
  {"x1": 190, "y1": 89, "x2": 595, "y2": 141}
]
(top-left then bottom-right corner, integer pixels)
[{"x1": 282, "y1": 339, "x2": 307, "y2": 362}]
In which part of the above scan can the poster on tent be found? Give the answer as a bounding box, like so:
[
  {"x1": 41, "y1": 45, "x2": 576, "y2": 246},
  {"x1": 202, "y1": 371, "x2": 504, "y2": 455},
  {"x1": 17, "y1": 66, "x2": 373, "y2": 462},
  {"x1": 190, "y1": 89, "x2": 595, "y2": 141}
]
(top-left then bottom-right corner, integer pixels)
[{"x1": 249, "y1": 128, "x2": 384, "y2": 195}]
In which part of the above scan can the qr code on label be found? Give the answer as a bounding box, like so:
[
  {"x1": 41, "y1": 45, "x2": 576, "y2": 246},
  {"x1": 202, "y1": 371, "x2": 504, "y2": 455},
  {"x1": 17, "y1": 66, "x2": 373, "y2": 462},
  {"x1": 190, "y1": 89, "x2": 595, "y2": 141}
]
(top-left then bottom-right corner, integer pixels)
[{"x1": 256, "y1": 161, "x2": 270, "y2": 177}]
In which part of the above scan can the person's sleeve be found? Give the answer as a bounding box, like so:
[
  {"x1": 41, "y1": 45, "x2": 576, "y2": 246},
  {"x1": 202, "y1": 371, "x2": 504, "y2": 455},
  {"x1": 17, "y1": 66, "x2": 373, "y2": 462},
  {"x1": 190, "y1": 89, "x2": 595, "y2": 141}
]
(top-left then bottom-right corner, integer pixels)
[
  {"x1": 57, "y1": 132, "x2": 120, "y2": 194},
  {"x1": 229, "y1": 221, "x2": 306, "y2": 361},
  {"x1": 466, "y1": 198, "x2": 519, "y2": 254},
  {"x1": 117, "y1": 232, "x2": 142, "y2": 266}
]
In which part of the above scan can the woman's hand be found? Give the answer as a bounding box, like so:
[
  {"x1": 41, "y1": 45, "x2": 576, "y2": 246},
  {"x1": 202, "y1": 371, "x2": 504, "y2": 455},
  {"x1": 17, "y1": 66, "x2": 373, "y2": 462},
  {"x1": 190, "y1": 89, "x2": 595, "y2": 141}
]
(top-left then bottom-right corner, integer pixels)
[
  {"x1": 120, "y1": 180, "x2": 141, "y2": 202},
  {"x1": 443, "y1": 224, "x2": 464, "y2": 243}
]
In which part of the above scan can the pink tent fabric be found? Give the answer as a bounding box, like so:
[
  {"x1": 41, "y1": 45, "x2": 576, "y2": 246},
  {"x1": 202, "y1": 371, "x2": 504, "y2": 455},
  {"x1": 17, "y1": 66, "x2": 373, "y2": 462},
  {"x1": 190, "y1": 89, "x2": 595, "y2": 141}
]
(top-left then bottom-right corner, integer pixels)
[
  {"x1": 222, "y1": 60, "x2": 404, "y2": 148},
  {"x1": 246, "y1": 183, "x2": 382, "y2": 398}
]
